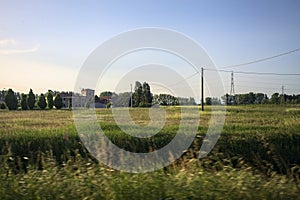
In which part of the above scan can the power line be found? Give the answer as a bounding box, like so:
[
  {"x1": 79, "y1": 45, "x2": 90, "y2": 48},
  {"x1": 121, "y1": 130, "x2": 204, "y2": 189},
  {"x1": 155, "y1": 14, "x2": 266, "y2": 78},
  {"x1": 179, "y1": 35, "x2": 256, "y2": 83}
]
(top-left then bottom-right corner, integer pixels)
[
  {"x1": 234, "y1": 74, "x2": 299, "y2": 81},
  {"x1": 236, "y1": 79, "x2": 300, "y2": 86},
  {"x1": 167, "y1": 71, "x2": 199, "y2": 87},
  {"x1": 165, "y1": 48, "x2": 300, "y2": 89},
  {"x1": 220, "y1": 48, "x2": 300, "y2": 69},
  {"x1": 205, "y1": 68, "x2": 300, "y2": 76}
]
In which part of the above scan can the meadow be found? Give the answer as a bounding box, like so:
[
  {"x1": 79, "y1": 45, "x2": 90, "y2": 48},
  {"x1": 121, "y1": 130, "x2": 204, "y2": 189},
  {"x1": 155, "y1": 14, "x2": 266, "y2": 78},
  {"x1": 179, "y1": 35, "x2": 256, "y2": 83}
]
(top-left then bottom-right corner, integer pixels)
[{"x1": 0, "y1": 105, "x2": 300, "y2": 199}]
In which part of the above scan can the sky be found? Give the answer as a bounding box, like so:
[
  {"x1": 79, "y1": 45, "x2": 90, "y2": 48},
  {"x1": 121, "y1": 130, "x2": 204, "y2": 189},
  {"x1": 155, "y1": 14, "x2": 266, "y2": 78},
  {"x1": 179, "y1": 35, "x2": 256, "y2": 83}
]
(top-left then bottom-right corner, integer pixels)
[{"x1": 1, "y1": 0, "x2": 300, "y2": 100}]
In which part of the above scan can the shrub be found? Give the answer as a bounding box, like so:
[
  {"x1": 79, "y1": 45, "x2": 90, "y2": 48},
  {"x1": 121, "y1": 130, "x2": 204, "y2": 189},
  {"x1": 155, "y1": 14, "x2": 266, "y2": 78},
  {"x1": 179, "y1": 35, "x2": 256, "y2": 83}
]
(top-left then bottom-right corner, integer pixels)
[
  {"x1": 37, "y1": 94, "x2": 47, "y2": 110},
  {"x1": 0, "y1": 102, "x2": 6, "y2": 109},
  {"x1": 20, "y1": 94, "x2": 28, "y2": 110},
  {"x1": 4, "y1": 89, "x2": 18, "y2": 110},
  {"x1": 54, "y1": 94, "x2": 63, "y2": 109},
  {"x1": 27, "y1": 89, "x2": 36, "y2": 110}
]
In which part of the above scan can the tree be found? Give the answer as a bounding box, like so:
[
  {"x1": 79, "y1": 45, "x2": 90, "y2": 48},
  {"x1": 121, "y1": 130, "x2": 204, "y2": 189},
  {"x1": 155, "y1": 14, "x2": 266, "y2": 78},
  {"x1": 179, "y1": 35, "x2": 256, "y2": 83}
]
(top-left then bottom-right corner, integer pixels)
[
  {"x1": 132, "y1": 81, "x2": 153, "y2": 107},
  {"x1": 112, "y1": 92, "x2": 131, "y2": 107},
  {"x1": 95, "y1": 95, "x2": 100, "y2": 103},
  {"x1": 46, "y1": 90, "x2": 54, "y2": 109},
  {"x1": 0, "y1": 102, "x2": 6, "y2": 109},
  {"x1": 296, "y1": 95, "x2": 300, "y2": 104},
  {"x1": 68, "y1": 99, "x2": 71, "y2": 110},
  {"x1": 262, "y1": 94, "x2": 269, "y2": 104},
  {"x1": 37, "y1": 94, "x2": 47, "y2": 110},
  {"x1": 132, "y1": 81, "x2": 142, "y2": 107},
  {"x1": 141, "y1": 82, "x2": 152, "y2": 107},
  {"x1": 254, "y1": 93, "x2": 265, "y2": 104},
  {"x1": 54, "y1": 93, "x2": 63, "y2": 109},
  {"x1": 100, "y1": 91, "x2": 114, "y2": 97},
  {"x1": 248, "y1": 92, "x2": 255, "y2": 104},
  {"x1": 205, "y1": 97, "x2": 212, "y2": 105},
  {"x1": 4, "y1": 89, "x2": 18, "y2": 110},
  {"x1": 280, "y1": 94, "x2": 286, "y2": 104},
  {"x1": 20, "y1": 94, "x2": 28, "y2": 110},
  {"x1": 222, "y1": 93, "x2": 231, "y2": 105},
  {"x1": 270, "y1": 93, "x2": 280, "y2": 104},
  {"x1": 27, "y1": 89, "x2": 36, "y2": 110},
  {"x1": 154, "y1": 94, "x2": 178, "y2": 106}
]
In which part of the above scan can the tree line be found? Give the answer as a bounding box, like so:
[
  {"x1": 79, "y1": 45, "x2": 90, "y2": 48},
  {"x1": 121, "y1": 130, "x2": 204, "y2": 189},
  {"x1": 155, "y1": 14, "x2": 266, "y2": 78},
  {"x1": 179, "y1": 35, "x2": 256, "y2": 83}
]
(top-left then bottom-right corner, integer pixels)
[
  {"x1": 4, "y1": 86, "x2": 297, "y2": 110},
  {"x1": 111, "y1": 81, "x2": 196, "y2": 107},
  {"x1": 205, "y1": 92, "x2": 300, "y2": 105},
  {"x1": 0, "y1": 89, "x2": 63, "y2": 110},
  {"x1": 112, "y1": 81, "x2": 153, "y2": 107}
]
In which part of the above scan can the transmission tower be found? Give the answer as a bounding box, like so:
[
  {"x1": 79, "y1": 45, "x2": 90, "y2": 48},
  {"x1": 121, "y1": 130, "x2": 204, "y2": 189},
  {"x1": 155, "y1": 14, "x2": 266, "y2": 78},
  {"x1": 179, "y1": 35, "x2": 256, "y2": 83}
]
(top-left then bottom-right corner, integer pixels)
[{"x1": 229, "y1": 71, "x2": 236, "y2": 104}]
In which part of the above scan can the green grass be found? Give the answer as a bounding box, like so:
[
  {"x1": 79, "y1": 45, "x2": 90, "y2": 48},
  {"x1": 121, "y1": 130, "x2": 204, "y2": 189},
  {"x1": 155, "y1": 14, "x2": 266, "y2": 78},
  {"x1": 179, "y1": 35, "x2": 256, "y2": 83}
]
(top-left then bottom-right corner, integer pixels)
[{"x1": 0, "y1": 105, "x2": 300, "y2": 199}]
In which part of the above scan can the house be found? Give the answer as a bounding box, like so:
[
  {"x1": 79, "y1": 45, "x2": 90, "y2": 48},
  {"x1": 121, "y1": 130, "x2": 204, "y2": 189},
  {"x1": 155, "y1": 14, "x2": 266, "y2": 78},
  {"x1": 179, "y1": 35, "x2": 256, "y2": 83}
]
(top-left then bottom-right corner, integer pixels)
[
  {"x1": 60, "y1": 92, "x2": 73, "y2": 108},
  {"x1": 60, "y1": 89, "x2": 110, "y2": 108},
  {"x1": 93, "y1": 95, "x2": 112, "y2": 108}
]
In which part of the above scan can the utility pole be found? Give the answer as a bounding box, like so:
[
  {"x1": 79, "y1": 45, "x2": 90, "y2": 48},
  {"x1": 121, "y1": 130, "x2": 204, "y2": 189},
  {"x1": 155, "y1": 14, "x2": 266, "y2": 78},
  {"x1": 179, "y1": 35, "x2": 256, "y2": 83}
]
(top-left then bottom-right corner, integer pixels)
[
  {"x1": 201, "y1": 67, "x2": 204, "y2": 111},
  {"x1": 229, "y1": 71, "x2": 235, "y2": 104},
  {"x1": 130, "y1": 83, "x2": 133, "y2": 107},
  {"x1": 281, "y1": 85, "x2": 285, "y2": 104}
]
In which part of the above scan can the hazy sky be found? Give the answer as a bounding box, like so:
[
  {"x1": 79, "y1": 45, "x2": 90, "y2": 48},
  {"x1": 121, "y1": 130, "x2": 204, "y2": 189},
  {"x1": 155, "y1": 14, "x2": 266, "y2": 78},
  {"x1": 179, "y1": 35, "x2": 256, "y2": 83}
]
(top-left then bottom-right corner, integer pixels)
[{"x1": 1, "y1": 0, "x2": 300, "y2": 99}]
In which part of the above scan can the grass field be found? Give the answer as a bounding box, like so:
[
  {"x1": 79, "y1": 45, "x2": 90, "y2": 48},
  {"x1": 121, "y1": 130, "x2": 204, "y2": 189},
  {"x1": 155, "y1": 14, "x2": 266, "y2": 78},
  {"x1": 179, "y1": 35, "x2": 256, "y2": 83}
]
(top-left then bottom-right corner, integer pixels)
[{"x1": 0, "y1": 105, "x2": 300, "y2": 199}]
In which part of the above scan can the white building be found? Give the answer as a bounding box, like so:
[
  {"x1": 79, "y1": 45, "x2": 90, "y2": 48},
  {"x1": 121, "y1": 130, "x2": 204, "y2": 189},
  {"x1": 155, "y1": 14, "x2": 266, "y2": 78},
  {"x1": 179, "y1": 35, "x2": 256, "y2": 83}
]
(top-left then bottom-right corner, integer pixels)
[{"x1": 61, "y1": 89, "x2": 95, "y2": 108}]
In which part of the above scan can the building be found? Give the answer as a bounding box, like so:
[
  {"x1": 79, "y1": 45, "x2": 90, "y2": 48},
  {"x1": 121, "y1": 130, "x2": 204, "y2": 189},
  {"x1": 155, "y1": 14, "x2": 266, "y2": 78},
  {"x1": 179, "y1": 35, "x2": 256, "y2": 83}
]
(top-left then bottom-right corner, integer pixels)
[
  {"x1": 60, "y1": 92, "x2": 73, "y2": 108},
  {"x1": 81, "y1": 88, "x2": 94, "y2": 100},
  {"x1": 60, "y1": 89, "x2": 109, "y2": 108}
]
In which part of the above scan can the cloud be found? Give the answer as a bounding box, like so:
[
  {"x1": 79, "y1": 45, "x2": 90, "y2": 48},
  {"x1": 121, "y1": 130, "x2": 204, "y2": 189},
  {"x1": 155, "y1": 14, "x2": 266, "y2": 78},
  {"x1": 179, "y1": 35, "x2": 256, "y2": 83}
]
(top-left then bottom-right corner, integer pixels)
[
  {"x1": 0, "y1": 39, "x2": 16, "y2": 46},
  {"x1": 0, "y1": 44, "x2": 40, "y2": 55},
  {"x1": 0, "y1": 38, "x2": 39, "y2": 55}
]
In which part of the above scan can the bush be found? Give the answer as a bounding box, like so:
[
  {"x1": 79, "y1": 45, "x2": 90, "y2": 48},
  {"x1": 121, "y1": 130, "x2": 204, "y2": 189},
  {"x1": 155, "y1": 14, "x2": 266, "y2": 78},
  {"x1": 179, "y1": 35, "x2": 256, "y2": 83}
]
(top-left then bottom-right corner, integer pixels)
[
  {"x1": 27, "y1": 89, "x2": 35, "y2": 110},
  {"x1": 37, "y1": 94, "x2": 47, "y2": 110},
  {"x1": 20, "y1": 94, "x2": 28, "y2": 110},
  {"x1": 54, "y1": 94, "x2": 63, "y2": 109},
  {"x1": 47, "y1": 91, "x2": 54, "y2": 109},
  {"x1": 4, "y1": 89, "x2": 18, "y2": 110},
  {"x1": 0, "y1": 102, "x2": 6, "y2": 109},
  {"x1": 106, "y1": 102, "x2": 112, "y2": 108}
]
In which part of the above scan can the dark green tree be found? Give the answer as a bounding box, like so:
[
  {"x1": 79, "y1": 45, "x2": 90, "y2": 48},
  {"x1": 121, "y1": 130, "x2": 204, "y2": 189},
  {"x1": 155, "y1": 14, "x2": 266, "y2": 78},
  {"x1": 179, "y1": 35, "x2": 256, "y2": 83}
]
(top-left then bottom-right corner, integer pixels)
[
  {"x1": 248, "y1": 92, "x2": 255, "y2": 104},
  {"x1": 262, "y1": 94, "x2": 269, "y2": 104},
  {"x1": 27, "y1": 89, "x2": 36, "y2": 110},
  {"x1": 46, "y1": 90, "x2": 54, "y2": 109},
  {"x1": 0, "y1": 102, "x2": 6, "y2": 109},
  {"x1": 141, "y1": 82, "x2": 152, "y2": 107},
  {"x1": 20, "y1": 94, "x2": 28, "y2": 110},
  {"x1": 205, "y1": 97, "x2": 212, "y2": 105},
  {"x1": 4, "y1": 89, "x2": 18, "y2": 110},
  {"x1": 255, "y1": 93, "x2": 265, "y2": 104},
  {"x1": 270, "y1": 93, "x2": 280, "y2": 104},
  {"x1": 95, "y1": 95, "x2": 100, "y2": 103},
  {"x1": 37, "y1": 94, "x2": 47, "y2": 110},
  {"x1": 54, "y1": 93, "x2": 63, "y2": 109},
  {"x1": 100, "y1": 91, "x2": 114, "y2": 97},
  {"x1": 296, "y1": 94, "x2": 300, "y2": 104},
  {"x1": 132, "y1": 81, "x2": 153, "y2": 107},
  {"x1": 154, "y1": 94, "x2": 178, "y2": 106},
  {"x1": 132, "y1": 81, "x2": 142, "y2": 107},
  {"x1": 68, "y1": 99, "x2": 72, "y2": 110}
]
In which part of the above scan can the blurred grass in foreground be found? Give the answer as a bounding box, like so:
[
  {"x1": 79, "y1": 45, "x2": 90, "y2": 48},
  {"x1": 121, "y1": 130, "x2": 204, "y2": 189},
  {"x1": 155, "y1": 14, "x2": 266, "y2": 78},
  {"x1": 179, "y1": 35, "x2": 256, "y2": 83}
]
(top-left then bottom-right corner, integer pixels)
[{"x1": 0, "y1": 105, "x2": 300, "y2": 199}]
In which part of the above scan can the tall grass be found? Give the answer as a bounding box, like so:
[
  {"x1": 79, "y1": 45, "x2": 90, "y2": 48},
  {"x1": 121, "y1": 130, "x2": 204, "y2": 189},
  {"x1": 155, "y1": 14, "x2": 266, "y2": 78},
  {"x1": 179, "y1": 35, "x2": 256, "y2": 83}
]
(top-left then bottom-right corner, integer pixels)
[{"x1": 0, "y1": 105, "x2": 300, "y2": 199}]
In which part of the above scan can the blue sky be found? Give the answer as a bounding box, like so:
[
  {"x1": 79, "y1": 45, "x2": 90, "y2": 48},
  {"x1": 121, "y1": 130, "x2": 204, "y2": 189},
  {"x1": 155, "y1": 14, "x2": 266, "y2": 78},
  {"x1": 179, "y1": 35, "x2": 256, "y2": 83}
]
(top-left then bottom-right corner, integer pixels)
[{"x1": 1, "y1": 0, "x2": 300, "y2": 99}]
